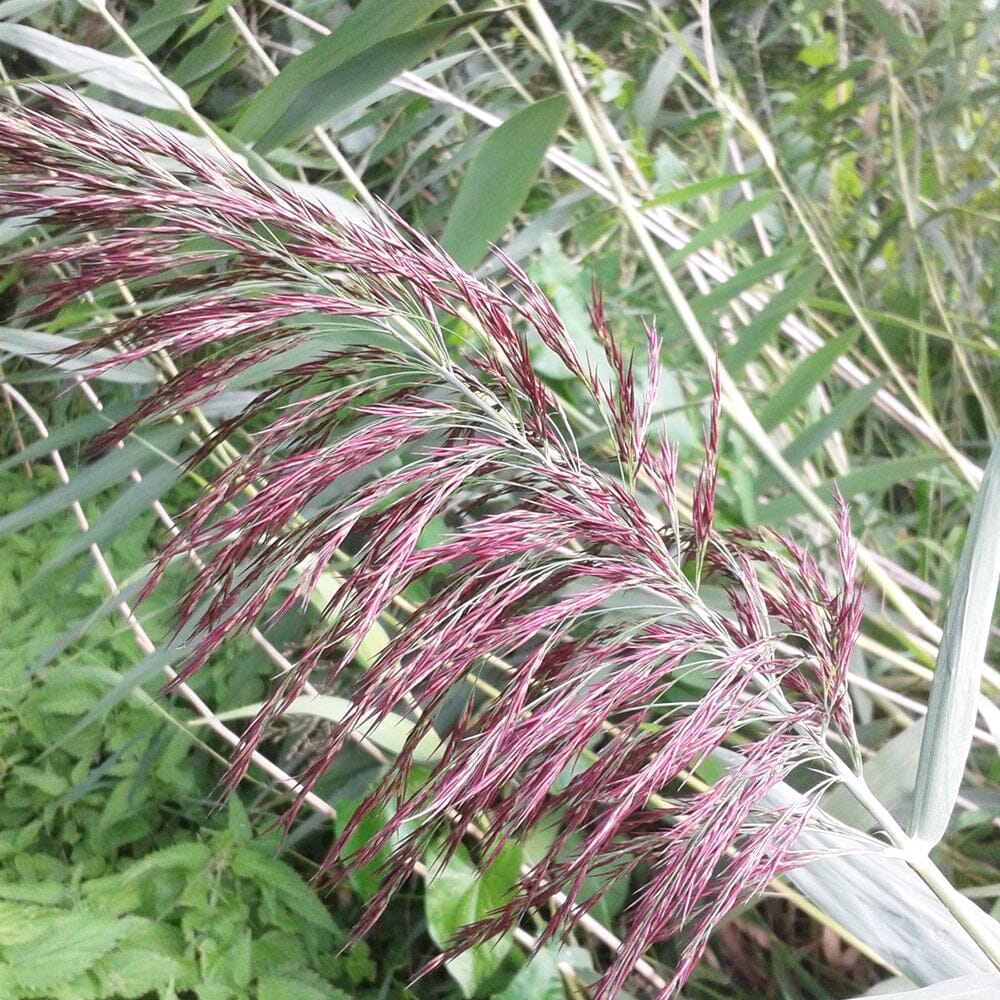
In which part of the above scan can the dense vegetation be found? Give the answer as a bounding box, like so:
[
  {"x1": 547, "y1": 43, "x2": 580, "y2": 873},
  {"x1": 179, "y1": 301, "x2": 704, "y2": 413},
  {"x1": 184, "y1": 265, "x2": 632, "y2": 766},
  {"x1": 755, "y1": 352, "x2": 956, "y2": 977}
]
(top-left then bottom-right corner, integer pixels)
[{"x1": 1, "y1": 2, "x2": 999, "y2": 998}]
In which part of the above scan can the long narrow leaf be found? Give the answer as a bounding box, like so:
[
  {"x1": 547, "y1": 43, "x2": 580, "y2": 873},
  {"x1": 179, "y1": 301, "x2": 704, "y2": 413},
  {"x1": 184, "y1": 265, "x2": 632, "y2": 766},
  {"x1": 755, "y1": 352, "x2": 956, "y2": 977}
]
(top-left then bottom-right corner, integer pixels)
[
  {"x1": 0, "y1": 327, "x2": 156, "y2": 384},
  {"x1": 847, "y1": 974, "x2": 1000, "y2": 999},
  {"x1": 0, "y1": 23, "x2": 187, "y2": 109},
  {"x1": 758, "y1": 326, "x2": 861, "y2": 433},
  {"x1": 235, "y1": 13, "x2": 485, "y2": 153},
  {"x1": 232, "y1": 0, "x2": 448, "y2": 146},
  {"x1": 0, "y1": 425, "x2": 188, "y2": 536},
  {"x1": 910, "y1": 436, "x2": 1000, "y2": 847}
]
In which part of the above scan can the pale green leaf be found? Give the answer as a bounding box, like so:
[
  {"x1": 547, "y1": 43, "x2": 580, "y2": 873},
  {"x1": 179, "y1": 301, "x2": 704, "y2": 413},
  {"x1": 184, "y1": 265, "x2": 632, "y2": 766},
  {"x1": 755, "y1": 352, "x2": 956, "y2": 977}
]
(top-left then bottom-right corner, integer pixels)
[
  {"x1": 0, "y1": 407, "x2": 129, "y2": 473},
  {"x1": 0, "y1": 23, "x2": 188, "y2": 109},
  {"x1": 779, "y1": 376, "x2": 889, "y2": 473},
  {"x1": 0, "y1": 327, "x2": 156, "y2": 384},
  {"x1": 910, "y1": 436, "x2": 1000, "y2": 847},
  {"x1": 763, "y1": 781, "x2": 998, "y2": 983},
  {"x1": 850, "y1": 973, "x2": 1000, "y2": 999},
  {"x1": 424, "y1": 842, "x2": 520, "y2": 997},
  {"x1": 692, "y1": 245, "x2": 799, "y2": 320},
  {"x1": 0, "y1": 0, "x2": 52, "y2": 22}
]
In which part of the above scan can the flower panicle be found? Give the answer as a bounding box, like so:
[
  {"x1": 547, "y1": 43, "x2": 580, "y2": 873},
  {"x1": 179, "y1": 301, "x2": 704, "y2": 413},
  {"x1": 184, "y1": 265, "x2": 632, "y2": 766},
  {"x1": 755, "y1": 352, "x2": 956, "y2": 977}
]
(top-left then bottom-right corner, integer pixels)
[{"x1": 0, "y1": 91, "x2": 864, "y2": 999}]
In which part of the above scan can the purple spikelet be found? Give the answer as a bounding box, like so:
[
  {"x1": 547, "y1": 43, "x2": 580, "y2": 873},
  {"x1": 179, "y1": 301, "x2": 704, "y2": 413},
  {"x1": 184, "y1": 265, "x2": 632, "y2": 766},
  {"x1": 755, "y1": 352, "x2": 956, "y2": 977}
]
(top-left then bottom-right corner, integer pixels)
[{"x1": 0, "y1": 91, "x2": 865, "y2": 998}]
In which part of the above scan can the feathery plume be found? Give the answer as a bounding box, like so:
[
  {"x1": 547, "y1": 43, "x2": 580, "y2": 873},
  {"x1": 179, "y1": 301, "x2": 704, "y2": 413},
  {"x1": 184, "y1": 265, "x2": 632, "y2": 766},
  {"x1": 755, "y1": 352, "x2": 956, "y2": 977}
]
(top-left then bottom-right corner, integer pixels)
[{"x1": 0, "y1": 89, "x2": 863, "y2": 998}]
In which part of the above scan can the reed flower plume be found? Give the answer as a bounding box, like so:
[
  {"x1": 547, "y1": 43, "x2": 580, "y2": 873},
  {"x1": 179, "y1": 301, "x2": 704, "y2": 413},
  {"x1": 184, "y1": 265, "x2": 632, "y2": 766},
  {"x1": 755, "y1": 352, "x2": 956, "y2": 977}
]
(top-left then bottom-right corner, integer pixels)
[{"x1": 0, "y1": 91, "x2": 865, "y2": 997}]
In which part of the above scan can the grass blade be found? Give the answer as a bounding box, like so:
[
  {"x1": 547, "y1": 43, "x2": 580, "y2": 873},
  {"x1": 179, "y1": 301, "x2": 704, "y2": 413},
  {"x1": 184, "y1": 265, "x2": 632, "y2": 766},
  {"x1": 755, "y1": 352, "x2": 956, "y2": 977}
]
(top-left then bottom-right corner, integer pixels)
[
  {"x1": 758, "y1": 326, "x2": 861, "y2": 432},
  {"x1": 756, "y1": 455, "x2": 944, "y2": 525},
  {"x1": 723, "y1": 263, "x2": 823, "y2": 369},
  {"x1": 910, "y1": 436, "x2": 1000, "y2": 848},
  {"x1": 0, "y1": 425, "x2": 187, "y2": 536},
  {"x1": 234, "y1": 11, "x2": 481, "y2": 153}
]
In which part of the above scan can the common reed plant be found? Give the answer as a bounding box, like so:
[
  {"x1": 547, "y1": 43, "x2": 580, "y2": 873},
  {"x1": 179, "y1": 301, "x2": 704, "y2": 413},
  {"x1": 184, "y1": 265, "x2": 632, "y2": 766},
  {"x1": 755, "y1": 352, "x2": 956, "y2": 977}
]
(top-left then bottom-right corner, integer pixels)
[{"x1": 2, "y1": 88, "x2": 999, "y2": 999}]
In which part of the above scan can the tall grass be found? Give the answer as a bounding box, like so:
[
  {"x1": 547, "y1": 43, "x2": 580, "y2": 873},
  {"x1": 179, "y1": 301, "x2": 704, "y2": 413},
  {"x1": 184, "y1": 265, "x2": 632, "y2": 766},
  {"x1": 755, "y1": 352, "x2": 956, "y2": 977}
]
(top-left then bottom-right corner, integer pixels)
[{"x1": 1, "y1": 2, "x2": 999, "y2": 997}]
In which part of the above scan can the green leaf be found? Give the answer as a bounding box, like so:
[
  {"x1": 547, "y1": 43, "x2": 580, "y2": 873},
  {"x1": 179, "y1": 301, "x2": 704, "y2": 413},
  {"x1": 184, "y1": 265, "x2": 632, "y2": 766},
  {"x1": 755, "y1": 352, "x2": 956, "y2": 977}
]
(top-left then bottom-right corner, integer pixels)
[
  {"x1": 117, "y1": 842, "x2": 214, "y2": 883},
  {"x1": 0, "y1": 424, "x2": 188, "y2": 537},
  {"x1": 754, "y1": 376, "x2": 889, "y2": 494},
  {"x1": 28, "y1": 576, "x2": 146, "y2": 675},
  {"x1": 0, "y1": 327, "x2": 156, "y2": 383},
  {"x1": 229, "y1": 847, "x2": 335, "y2": 933},
  {"x1": 127, "y1": 0, "x2": 199, "y2": 54},
  {"x1": 441, "y1": 96, "x2": 569, "y2": 270},
  {"x1": 34, "y1": 462, "x2": 180, "y2": 579},
  {"x1": 0, "y1": 23, "x2": 188, "y2": 109},
  {"x1": 910, "y1": 436, "x2": 1000, "y2": 848},
  {"x1": 202, "y1": 695, "x2": 445, "y2": 763},
  {"x1": 0, "y1": 406, "x2": 133, "y2": 473},
  {"x1": 778, "y1": 376, "x2": 889, "y2": 473},
  {"x1": 424, "y1": 842, "x2": 521, "y2": 997},
  {"x1": 757, "y1": 326, "x2": 861, "y2": 432},
  {"x1": 844, "y1": 974, "x2": 1000, "y2": 999},
  {"x1": 181, "y1": 0, "x2": 234, "y2": 42},
  {"x1": 234, "y1": 8, "x2": 477, "y2": 153},
  {"x1": 757, "y1": 456, "x2": 944, "y2": 525},
  {"x1": 724, "y1": 264, "x2": 823, "y2": 369},
  {"x1": 42, "y1": 642, "x2": 179, "y2": 752},
  {"x1": 640, "y1": 171, "x2": 757, "y2": 210},
  {"x1": 857, "y1": 0, "x2": 917, "y2": 61},
  {"x1": 256, "y1": 975, "x2": 350, "y2": 1000},
  {"x1": 493, "y1": 944, "x2": 567, "y2": 1000},
  {"x1": 692, "y1": 245, "x2": 799, "y2": 321},
  {"x1": 664, "y1": 191, "x2": 778, "y2": 269}
]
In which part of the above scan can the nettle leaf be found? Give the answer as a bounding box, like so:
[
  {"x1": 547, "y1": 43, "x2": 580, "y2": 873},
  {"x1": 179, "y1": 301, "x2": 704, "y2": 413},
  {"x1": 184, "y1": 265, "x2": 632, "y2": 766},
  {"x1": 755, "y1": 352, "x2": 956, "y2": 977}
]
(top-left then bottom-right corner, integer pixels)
[
  {"x1": 0, "y1": 22, "x2": 187, "y2": 108},
  {"x1": 1, "y1": 910, "x2": 134, "y2": 991},
  {"x1": 425, "y1": 841, "x2": 522, "y2": 997},
  {"x1": 229, "y1": 846, "x2": 336, "y2": 933}
]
